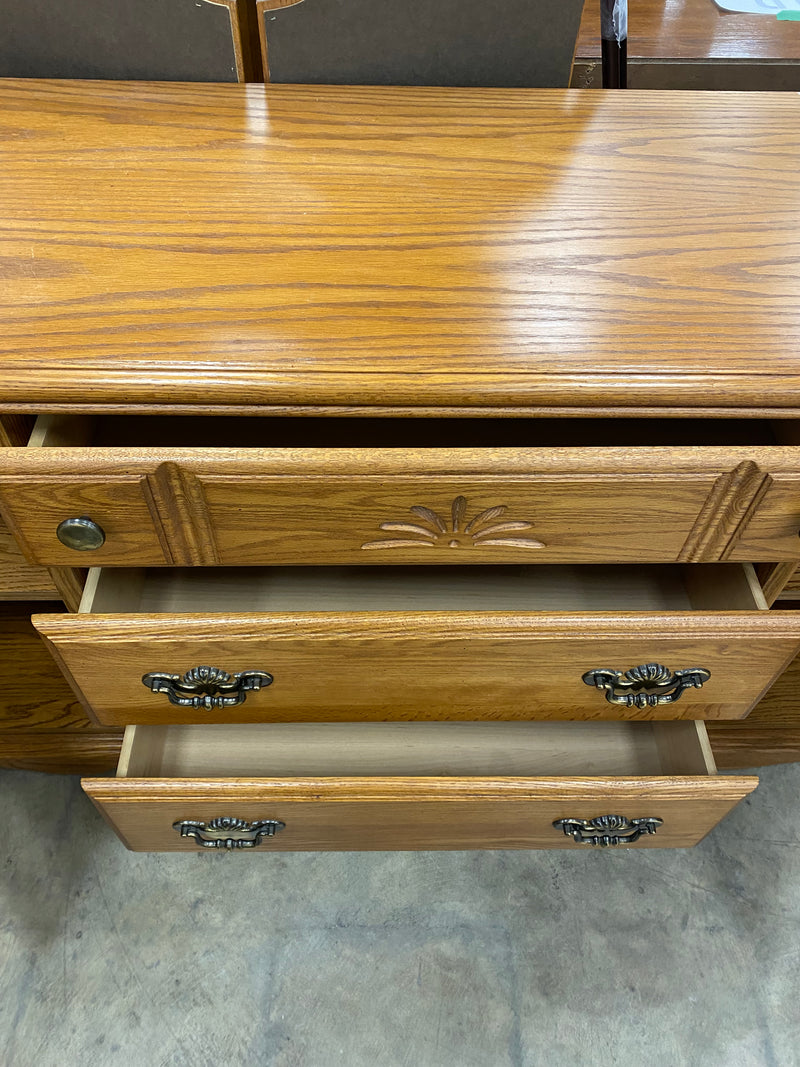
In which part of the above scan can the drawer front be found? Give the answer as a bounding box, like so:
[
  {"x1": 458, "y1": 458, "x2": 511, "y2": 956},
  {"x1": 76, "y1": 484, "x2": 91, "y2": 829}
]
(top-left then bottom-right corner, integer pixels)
[
  {"x1": 81, "y1": 775, "x2": 757, "y2": 852},
  {"x1": 35, "y1": 610, "x2": 800, "y2": 726},
  {"x1": 199, "y1": 471, "x2": 715, "y2": 566},
  {"x1": 3, "y1": 446, "x2": 800, "y2": 565},
  {"x1": 0, "y1": 476, "x2": 171, "y2": 566}
]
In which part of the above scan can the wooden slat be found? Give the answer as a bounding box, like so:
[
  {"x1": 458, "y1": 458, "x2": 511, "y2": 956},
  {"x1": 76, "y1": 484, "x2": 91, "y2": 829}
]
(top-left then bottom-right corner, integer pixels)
[{"x1": 207, "y1": 0, "x2": 264, "y2": 83}]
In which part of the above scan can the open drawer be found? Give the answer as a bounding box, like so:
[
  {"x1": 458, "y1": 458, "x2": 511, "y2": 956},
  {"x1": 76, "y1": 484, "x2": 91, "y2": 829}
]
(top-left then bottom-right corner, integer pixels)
[
  {"x1": 82, "y1": 720, "x2": 758, "y2": 852},
  {"x1": 33, "y1": 561, "x2": 800, "y2": 725},
  {"x1": 3, "y1": 414, "x2": 800, "y2": 566}
]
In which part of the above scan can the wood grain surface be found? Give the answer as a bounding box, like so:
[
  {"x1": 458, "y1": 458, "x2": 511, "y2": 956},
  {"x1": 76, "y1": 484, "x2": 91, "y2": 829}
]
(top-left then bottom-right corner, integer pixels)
[
  {"x1": 0, "y1": 519, "x2": 60, "y2": 600},
  {"x1": 82, "y1": 774, "x2": 758, "y2": 852},
  {"x1": 0, "y1": 731, "x2": 121, "y2": 773},
  {"x1": 0, "y1": 399, "x2": 98, "y2": 772},
  {"x1": 0, "y1": 415, "x2": 35, "y2": 448},
  {"x1": 776, "y1": 568, "x2": 800, "y2": 597},
  {"x1": 34, "y1": 603, "x2": 800, "y2": 725},
  {"x1": 708, "y1": 642, "x2": 800, "y2": 767},
  {"x1": 577, "y1": 0, "x2": 800, "y2": 62},
  {"x1": 5, "y1": 443, "x2": 800, "y2": 564},
  {"x1": 755, "y1": 561, "x2": 798, "y2": 605},
  {"x1": 0, "y1": 601, "x2": 123, "y2": 773},
  {"x1": 0, "y1": 603, "x2": 100, "y2": 732},
  {"x1": 212, "y1": 0, "x2": 264, "y2": 83},
  {"x1": 1, "y1": 81, "x2": 800, "y2": 414}
]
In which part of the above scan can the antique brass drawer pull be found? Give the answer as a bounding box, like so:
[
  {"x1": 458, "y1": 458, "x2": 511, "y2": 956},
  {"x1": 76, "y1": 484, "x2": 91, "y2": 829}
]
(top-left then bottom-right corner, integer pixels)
[
  {"x1": 173, "y1": 816, "x2": 285, "y2": 849},
  {"x1": 142, "y1": 665, "x2": 273, "y2": 709},
  {"x1": 56, "y1": 516, "x2": 106, "y2": 551},
  {"x1": 553, "y1": 814, "x2": 663, "y2": 847},
  {"x1": 582, "y1": 662, "x2": 710, "y2": 708}
]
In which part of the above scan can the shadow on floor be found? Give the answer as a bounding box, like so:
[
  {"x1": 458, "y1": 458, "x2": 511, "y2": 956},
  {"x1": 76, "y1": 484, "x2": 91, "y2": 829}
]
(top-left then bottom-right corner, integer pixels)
[{"x1": 1, "y1": 765, "x2": 798, "y2": 1067}]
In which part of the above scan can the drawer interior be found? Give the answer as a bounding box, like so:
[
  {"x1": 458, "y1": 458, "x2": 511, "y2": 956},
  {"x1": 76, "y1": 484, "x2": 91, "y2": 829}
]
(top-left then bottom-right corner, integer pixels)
[
  {"x1": 26, "y1": 413, "x2": 796, "y2": 450},
  {"x1": 81, "y1": 562, "x2": 767, "y2": 615},
  {"x1": 118, "y1": 720, "x2": 717, "y2": 779}
]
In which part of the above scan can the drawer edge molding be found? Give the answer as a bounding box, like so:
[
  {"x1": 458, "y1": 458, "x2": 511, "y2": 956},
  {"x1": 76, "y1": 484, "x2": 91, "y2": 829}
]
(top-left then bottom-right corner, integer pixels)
[
  {"x1": 32, "y1": 610, "x2": 800, "y2": 644},
  {"x1": 6, "y1": 443, "x2": 792, "y2": 476},
  {"x1": 9, "y1": 369, "x2": 800, "y2": 413},
  {"x1": 81, "y1": 775, "x2": 760, "y2": 805}
]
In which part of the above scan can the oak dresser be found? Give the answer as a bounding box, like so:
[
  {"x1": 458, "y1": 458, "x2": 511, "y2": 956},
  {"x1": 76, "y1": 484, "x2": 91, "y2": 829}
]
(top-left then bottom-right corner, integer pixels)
[{"x1": 2, "y1": 80, "x2": 800, "y2": 852}]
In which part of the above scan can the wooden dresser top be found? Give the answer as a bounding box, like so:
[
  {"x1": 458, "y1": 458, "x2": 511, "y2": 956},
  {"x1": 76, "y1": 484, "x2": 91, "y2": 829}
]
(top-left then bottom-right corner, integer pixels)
[{"x1": 1, "y1": 80, "x2": 799, "y2": 416}]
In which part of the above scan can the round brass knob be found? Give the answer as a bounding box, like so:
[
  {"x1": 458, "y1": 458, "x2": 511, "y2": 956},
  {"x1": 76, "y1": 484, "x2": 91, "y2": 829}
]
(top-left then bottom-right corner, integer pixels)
[{"x1": 56, "y1": 517, "x2": 106, "y2": 551}]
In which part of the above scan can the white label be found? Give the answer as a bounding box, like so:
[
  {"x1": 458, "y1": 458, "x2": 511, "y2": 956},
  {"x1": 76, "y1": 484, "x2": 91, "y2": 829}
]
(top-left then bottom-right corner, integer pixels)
[{"x1": 713, "y1": 0, "x2": 800, "y2": 13}]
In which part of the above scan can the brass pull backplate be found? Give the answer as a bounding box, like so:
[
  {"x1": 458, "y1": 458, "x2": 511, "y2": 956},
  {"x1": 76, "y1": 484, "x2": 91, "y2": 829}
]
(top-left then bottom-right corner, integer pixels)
[
  {"x1": 582, "y1": 662, "x2": 710, "y2": 708},
  {"x1": 142, "y1": 665, "x2": 273, "y2": 709},
  {"x1": 173, "y1": 817, "x2": 285, "y2": 849},
  {"x1": 554, "y1": 814, "x2": 663, "y2": 847}
]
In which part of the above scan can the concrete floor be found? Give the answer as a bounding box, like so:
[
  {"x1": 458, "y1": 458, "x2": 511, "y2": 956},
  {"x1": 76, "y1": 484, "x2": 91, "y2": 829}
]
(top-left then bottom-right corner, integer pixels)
[{"x1": 1, "y1": 766, "x2": 799, "y2": 1067}]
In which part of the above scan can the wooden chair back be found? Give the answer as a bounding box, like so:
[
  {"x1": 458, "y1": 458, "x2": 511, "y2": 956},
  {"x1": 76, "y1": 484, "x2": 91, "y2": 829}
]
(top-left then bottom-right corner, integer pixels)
[
  {"x1": 0, "y1": 0, "x2": 261, "y2": 82},
  {"x1": 256, "y1": 0, "x2": 586, "y2": 87}
]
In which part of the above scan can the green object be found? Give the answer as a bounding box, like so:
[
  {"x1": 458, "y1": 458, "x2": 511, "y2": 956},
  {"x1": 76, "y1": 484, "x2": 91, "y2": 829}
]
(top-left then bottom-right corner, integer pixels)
[{"x1": 777, "y1": 10, "x2": 800, "y2": 19}]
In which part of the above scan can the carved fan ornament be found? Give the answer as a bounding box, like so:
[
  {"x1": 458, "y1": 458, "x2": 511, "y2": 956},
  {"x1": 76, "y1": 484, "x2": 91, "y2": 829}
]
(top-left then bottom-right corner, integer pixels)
[{"x1": 361, "y1": 495, "x2": 545, "y2": 551}]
